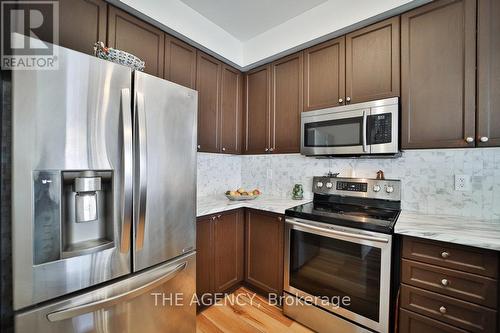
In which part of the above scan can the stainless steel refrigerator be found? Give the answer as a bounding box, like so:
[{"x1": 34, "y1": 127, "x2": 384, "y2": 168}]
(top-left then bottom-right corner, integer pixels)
[{"x1": 11, "y1": 45, "x2": 197, "y2": 332}]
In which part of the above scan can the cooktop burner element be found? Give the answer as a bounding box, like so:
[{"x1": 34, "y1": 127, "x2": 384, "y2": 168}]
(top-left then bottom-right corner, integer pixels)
[{"x1": 285, "y1": 176, "x2": 401, "y2": 234}]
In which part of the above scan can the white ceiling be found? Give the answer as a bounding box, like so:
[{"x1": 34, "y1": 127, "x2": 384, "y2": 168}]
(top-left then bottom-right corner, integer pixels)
[
  {"x1": 179, "y1": 0, "x2": 328, "y2": 41},
  {"x1": 116, "y1": 0, "x2": 428, "y2": 69}
]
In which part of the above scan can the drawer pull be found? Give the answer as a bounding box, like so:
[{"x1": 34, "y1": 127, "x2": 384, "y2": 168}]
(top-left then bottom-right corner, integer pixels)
[
  {"x1": 441, "y1": 251, "x2": 450, "y2": 259},
  {"x1": 439, "y1": 306, "x2": 447, "y2": 314},
  {"x1": 441, "y1": 278, "x2": 449, "y2": 286}
]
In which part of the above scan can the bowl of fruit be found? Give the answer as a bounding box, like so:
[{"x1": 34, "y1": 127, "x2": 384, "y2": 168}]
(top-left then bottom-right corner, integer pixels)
[{"x1": 225, "y1": 188, "x2": 261, "y2": 201}]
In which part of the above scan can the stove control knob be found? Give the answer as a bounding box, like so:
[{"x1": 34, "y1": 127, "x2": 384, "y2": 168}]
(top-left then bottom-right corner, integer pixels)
[
  {"x1": 386, "y1": 185, "x2": 394, "y2": 193},
  {"x1": 326, "y1": 182, "x2": 333, "y2": 189},
  {"x1": 316, "y1": 181, "x2": 324, "y2": 188},
  {"x1": 373, "y1": 185, "x2": 381, "y2": 192}
]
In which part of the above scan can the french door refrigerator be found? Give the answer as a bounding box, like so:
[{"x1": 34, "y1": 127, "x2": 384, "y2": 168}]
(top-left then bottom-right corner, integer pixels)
[{"x1": 11, "y1": 45, "x2": 197, "y2": 332}]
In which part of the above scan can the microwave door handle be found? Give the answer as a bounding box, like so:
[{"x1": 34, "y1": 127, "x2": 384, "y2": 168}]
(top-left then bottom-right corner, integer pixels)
[
  {"x1": 362, "y1": 110, "x2": 368, "y2": 153},
  {"x1": 286, "y1": 218, "x2": 389, "y2": 243},
  {"x1": 135, "y1": 92, "x2": 147, "y2": 251},
  {"x1": 46, "y1": 261, "x2": 187, "y2": 322},
  {"x1": 120, "y1": 88, "x2": 133, "y2": 253}
]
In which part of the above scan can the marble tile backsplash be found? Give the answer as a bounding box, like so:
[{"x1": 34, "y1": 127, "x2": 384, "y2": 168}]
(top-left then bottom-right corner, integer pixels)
[
  {"x1": 197, "y1": 153, "x2": 241, "y2": 197},
  {"x1": 197, "y1": 148, "x2": 500, "y2": 219}
]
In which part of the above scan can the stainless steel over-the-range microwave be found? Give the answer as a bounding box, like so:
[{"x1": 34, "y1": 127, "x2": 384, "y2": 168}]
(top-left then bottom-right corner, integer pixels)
[{"x1": 301, "y1": 97, "x2": 399, "y2": 156}]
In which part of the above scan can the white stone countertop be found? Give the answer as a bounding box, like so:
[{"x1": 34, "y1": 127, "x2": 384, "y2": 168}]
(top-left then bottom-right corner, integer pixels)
[
  {"x1": 395, "y1": 211, "x2": 500, "y2": 251},
  {"x1": 197, "y1": 195, "x2": 311, "y2": 217}
]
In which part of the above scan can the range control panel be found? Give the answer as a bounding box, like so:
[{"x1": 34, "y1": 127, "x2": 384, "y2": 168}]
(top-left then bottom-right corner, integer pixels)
[{"x1": 313, "y1": 176, "x2": 401, "y2": 201}]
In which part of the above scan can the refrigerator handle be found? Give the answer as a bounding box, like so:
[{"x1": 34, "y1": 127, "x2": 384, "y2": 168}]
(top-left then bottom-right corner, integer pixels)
[
  {"x1": 46, "y1": 261, "x2": 187, "y2": 322},
  {"x1": 120, "y1": 88, "x2": 133, "y2": 253},
  {"x1": 135, "y1": 91, "x2": 148, "y2": 250}
]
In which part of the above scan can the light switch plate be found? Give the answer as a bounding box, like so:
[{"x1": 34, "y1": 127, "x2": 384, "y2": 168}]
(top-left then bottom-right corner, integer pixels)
[{"x1": 455, "y1": 174, "x2": 471, "y2": 191}]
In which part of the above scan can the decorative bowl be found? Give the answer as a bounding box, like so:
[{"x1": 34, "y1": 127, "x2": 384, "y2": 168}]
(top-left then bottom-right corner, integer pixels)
[{"x1": 225, "y1": 194, "x2": 259, "y2": 201}]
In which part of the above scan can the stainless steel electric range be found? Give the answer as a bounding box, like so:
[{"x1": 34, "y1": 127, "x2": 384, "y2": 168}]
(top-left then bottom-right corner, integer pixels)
[{"x1": 284, "y1": 176, "x2": 401, "y2": 333}]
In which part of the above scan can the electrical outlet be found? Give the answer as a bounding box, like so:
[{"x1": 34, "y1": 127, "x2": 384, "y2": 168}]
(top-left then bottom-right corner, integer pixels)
[
  {"x1": 267, "y1": 168, "x2": 273, "y2": 180},
  {"x1": 455, "y1": 174, "x2": 471, "y2": 191}
]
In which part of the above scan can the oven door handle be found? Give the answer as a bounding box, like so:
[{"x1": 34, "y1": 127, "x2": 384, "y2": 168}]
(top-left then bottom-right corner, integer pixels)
[
  {"x1": 362, "y1": 110, "x2": 368, "y2": 153},
  {"x1": 286, "y1": 218, "x2": 389, "y2": 243}
]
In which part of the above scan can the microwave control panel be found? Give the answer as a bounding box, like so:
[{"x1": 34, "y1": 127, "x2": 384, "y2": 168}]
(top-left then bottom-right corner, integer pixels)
[{"x1": 369, "y1": 113, "x2": 392, "y2": 144}]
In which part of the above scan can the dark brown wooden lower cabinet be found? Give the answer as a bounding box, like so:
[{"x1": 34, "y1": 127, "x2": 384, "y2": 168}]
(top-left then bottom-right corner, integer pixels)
[
  {"x1": 400, "y1": 309, "x2": 468, "y2": 333},
  {"x1": 196, "y1": 215, "x2": 213, "y2": 298},
  {"x1": 214, "y1": 210, "x2": 244, "y2": 292},
  {"x1": 244, "y1": 209, "x2": 284, "y2": 296},
  {"x1": 196, "y1": 209, "x2": 244, "y2": 300},
  {"x1": 400, "y1": 285, "x2": 497, "y2": 333}
]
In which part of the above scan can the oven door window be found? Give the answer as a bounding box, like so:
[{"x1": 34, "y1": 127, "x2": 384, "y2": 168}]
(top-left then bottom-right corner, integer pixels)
[
  {"x1": 304, "y1": 117, "x2": 363, "y2": 147},
  {"x1": 289, "y1": 229, "x2": 381, "y2": 322}
]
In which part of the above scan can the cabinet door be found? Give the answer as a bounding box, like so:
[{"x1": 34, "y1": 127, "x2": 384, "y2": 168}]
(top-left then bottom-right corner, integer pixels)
[
  {"x1": 220, "y1": 65, "x2": 242, "y2": 154},
  {"x1": 245, "y1": 210, "x2": 284, "y2": 295},
  {"x1": 196, "y1": 52, "x2": 222, "y2": 153},
  {"x1": 477, "y1": 0, "x2": 500, "y2": 147},
  {"x1": 303, "y1": 37, "x2": 345, "y2": 111},
  {"x1": 244, "y1": 65, "x2": 271, "y2": 154},
  {"x1": 214, "y1": 210, "x2": 244, "y2": 292},
  {"x1": 401, "y1": 0, "x2": 476, "y2": 149},
  {"x1": 196, "y1": 216, "x2": 214, "y2": 297},
  {"x1": 59, "y1": 0, "x2": 107, "y2": 54},
  {"x1": 107, "y1": 6, "x2": 165, "y2": 77},
  {"x1": 271, "y1": 52, "x2": 303, "y2": 154},
  {"x1": 346, "y1": 17, "x2": 400, "y2": 104},
  {"x1": 164, "y1": 35, "x2": 197, "y2": 89}
]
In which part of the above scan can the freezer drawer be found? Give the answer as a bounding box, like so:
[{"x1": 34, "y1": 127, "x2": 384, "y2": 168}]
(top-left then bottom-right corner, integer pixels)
[{"x1": 15, "y1": 252, "x2": 196, "y2": 333}]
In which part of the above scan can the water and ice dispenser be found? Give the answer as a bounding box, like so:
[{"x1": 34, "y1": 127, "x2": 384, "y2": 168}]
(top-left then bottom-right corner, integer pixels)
[{"x1": 33, "y1": 170, "x2": 114, "y2": 265}]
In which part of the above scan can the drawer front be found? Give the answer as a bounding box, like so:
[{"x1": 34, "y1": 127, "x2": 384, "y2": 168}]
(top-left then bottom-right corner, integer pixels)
[
  {"x1": 402, "y1": 237, "x2": 498, "y2": 278},
  {"x1": 401, "y1": 285, "x2": 497, "y2": 333},
  {"x1": 402, "y1": 259, "x2": 497, "y2": 308},
  {"x1": 399, "y1": 309, "x2": 468, "y2": 333}
]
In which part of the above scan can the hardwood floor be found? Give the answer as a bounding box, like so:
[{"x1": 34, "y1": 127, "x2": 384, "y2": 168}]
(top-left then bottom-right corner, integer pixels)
[{"x1": 196, "y1": 287, "x2": 314, "y2": 333}]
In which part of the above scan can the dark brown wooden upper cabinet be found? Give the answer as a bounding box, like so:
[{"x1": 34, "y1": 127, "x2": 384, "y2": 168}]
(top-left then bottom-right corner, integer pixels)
[
  {"x1": 303, "y1": 37, "x2": 345, "y2": 111},
  {"x1": 346, "y1": 17, "x2": 400, "y2": 104},
  {"x1": 244, "y1": 65, "x2": 271, "y2": 154},
  {"x1": 107, "y1": 6, "x2": 165, "y2": 77},
  {"x1": 401, "y1": 0, "x2": 476, "y2": 149},
  {"x1": 244, "y1": 210, "x2": 284, "y2": 296},
  {"x1": 220, "y1": 65, "x2": 242, "y2": 154},
  {"x1": 164, "y1": 35, "x2": 197, "y2": 89},
  {"x1": 270, "y1": 52, "x2": 303, "y2": 153},
  {"x1": 477, "y1": 0, "x2": 500, "y2": 147},
  {"x1": 196, "y1": 52, "x2": 222, "y2": 153},
  {"x1": 213, "y1": 210, "x2": 244, "y2": 293},
  {"x1": 59, "y1": 0, "x2": 107, "y2": 55}
]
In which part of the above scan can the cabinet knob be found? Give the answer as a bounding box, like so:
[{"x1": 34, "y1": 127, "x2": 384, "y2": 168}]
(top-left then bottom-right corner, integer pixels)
[
  {"x1": 222, "y1": 147, "x2": 226, "y2": 151},
  {"x1": 465, "y1": 137, "x2": 474, "y2": 143},
  {"x1": 441, "y1": 251, "x2": 450, "y2": 259},
  {"x1": 480, "y1": 136, "x2": 489, "y2": 143},
  {"x1": 197, "y1": 144, "x2": 201, "y2": 149},
  {"x1": 217, "y1": 214, "x2": 221, "y2": 219},
  {"x1": 346, "y1": 97, "x2": 351, "y2": 103},
  {"x1": 439, "y1": 306, "x2": 447, "y2": 314},
  {"x1": 441, "y1": 279, "x2": 449, "y2": 286},
  {"x1": 338, "y1": 98, "x2": 343, "y2": 104},
  {"x1": 269, "y1": 148, "x2": 274, "y2": 152},
  {"x1": 265, "y1": 148, "x2": 269, "y2": 152},
  {"x1": 211, "y1": 216, "x2": 216, "y2": 221},
  {"x1": 278, "y1": 216, "x2": 283, "y2": 221}
]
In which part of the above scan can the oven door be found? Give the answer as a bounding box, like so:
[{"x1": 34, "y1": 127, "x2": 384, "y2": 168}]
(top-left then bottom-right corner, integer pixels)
[
  {"x1": 301, "y1": 108, "x2": 369, "y2": 156},
  {"x1": 284, "y1": 217, "x2": 392, "y2": 333}
]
